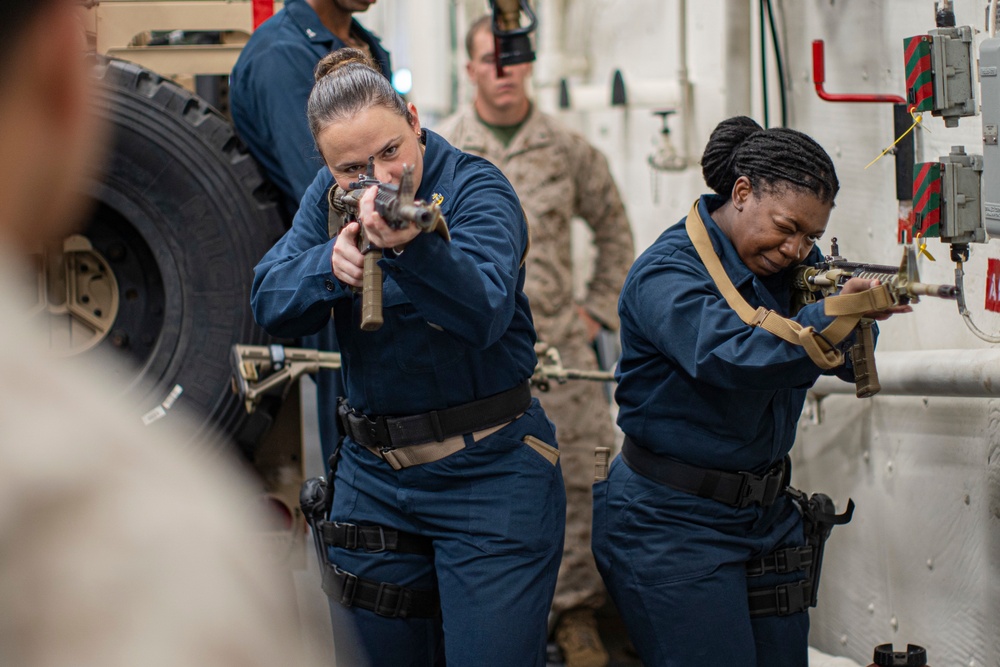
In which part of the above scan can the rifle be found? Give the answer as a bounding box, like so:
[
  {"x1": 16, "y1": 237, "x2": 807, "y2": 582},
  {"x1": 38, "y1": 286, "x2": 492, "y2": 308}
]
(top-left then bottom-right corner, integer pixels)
[
  {"x1": 332, "y1": 156, "x2": 449, "y2": 332},
  {"x1": 791, "y1": 239, "x2": 959, "y2": 397},
  {"x1": 231, "y1": 343, "x2": 615, "y2": 414}
]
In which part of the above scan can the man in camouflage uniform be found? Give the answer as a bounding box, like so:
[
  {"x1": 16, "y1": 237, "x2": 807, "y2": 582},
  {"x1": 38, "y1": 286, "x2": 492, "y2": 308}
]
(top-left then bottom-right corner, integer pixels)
[{"x1": 436, "y1": 16, "x2": 634, "y2": 667}]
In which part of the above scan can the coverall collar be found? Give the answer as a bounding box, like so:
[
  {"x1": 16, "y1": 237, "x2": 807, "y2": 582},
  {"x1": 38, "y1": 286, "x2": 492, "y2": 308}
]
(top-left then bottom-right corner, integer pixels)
[
  {"x1": 285, "y1": 0, "x2": 382, "y2": 48},
  {"x1": 697, "y1": 194, "x2": 791, "y2": 313},
  {"x1": 416, "y1": 130, "x2": 448, "y2": 203}
]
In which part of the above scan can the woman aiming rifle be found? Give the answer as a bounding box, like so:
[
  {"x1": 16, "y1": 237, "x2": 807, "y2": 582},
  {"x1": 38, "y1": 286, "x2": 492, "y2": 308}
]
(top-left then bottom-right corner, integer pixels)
[
  {"x1": 251, "y1": 49, "x2": 565, "y2": 667},
  {"x1": 592, "y1": 116, "x2": 910, "y2": 667}
]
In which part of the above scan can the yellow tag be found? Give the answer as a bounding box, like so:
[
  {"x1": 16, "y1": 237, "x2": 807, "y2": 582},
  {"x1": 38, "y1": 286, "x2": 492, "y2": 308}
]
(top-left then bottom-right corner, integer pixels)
[
  {"x1": 865, "y1": 107, "x2": 924, "y2": 170},
  {"x1": 915, "y1": 232, "x2": 936, "y2": 262},
  {"x1": 430, "y1": 193, "x2": 444, "y2": 207}
]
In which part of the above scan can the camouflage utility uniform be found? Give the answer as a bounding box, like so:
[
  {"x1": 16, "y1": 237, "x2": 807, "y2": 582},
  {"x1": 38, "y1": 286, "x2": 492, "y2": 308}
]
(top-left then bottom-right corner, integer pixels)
[{"x1": 437, "y1": 105, "x2": 634, "y2": 618}]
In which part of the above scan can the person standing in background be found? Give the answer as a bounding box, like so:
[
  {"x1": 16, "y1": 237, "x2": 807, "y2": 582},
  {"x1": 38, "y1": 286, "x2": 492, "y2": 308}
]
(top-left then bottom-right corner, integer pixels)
[
  {"x1": 230, "y1": 0, "x2": 390, "y2": 471},
  {"x1": 436, "y1": 16, "x2": 635, "y2": 667},
  {"x1": 0, "y1": 3, "x2": 335, "y2": 665},
  {"x1": 231, "y1": 0, "x2": 390, "y2": 220}
]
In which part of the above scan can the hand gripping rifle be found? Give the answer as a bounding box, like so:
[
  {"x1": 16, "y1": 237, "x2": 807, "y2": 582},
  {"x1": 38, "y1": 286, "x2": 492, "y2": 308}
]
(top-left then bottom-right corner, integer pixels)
[
  {"x1": 791, "y1": 239, "x2": 959, "y2": 397},
  {"x1": 331, "y1": 157, "x2": 449, "y2": 331}
]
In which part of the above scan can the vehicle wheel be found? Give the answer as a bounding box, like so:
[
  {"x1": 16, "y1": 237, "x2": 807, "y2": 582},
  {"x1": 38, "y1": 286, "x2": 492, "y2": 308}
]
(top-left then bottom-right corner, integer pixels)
[{"x1": 38, "y1": 57, "x2": 286, "y2": 453}]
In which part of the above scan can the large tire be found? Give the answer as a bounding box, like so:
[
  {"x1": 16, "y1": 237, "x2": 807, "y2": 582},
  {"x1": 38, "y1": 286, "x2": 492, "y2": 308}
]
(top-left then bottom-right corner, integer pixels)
[{"x1": 80, "y1": 58, "x2": 285, "y2": 452}]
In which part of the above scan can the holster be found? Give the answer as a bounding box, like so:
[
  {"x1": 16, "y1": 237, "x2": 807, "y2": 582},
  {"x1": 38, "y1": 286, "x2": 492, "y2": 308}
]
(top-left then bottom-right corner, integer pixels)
[{"x1": 746, "y1": 488, "x2": 855, "y2": 617}]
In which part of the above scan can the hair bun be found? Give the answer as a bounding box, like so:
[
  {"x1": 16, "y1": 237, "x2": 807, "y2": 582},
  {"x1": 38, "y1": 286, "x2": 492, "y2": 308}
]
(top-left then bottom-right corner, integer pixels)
[
  {"x1": 314, "y1": 48, "x2": 379, "y2": 82},
  {"x1": 701, "y1": 115, "x2": 764, "y2": 196}
]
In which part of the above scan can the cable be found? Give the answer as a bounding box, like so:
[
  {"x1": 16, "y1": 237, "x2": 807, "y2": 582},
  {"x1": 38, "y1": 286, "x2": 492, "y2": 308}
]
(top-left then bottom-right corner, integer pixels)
[
  {"x1": 765, "y1": 0, "x2": 788, "y2": 127},
  {"x1": 955, "y1": 262, "x2": 1000, "y2": 343},
  {"x1": 759, "y1": 0, "x2": 768, "y2": 128}
]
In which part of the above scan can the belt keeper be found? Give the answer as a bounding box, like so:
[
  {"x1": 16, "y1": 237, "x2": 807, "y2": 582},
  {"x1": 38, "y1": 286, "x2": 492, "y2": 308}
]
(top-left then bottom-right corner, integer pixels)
[
  {"x1": 750, "y1": 307, "x2": 770, "y2": 327},
  {"x1": 336, "y1": 567, "x2": 359, "y2": 607},
  {"x1": 428, "y1": 410, "x2": 444, "y2": 442}
]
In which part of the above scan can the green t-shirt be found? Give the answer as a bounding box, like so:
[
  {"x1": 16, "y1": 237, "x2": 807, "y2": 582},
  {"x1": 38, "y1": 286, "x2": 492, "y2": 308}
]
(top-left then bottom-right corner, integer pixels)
[{"x1": 476, "y1": 107, "x2": 529, "y2": 147}]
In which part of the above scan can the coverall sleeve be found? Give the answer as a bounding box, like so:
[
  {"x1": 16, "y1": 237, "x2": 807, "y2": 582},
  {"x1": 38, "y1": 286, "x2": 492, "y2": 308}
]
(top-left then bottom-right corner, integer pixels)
[
  {"x1": 569, "y1": 135, "x2": 635, "y2": 331},
  {"x1": 379, "y1": 166, "x2": 527, "y2": 350},
  {"x1": 250, "y1": 170, "x2": 349, "y2": 338},
  {"x1": 253, "y1": 41, "x2": 327, "y2": 203},
  {"x1": 621, "y1": 247, "x2": 856, "y2": 391}
]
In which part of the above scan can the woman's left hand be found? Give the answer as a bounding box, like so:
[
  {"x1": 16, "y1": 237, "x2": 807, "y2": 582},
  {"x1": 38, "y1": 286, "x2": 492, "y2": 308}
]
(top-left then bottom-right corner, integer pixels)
[
  {"x1": 840, "y1": 277, "x2": 914, "y2": 321},
  {"x1": 358, "y1": 186, "x2": 423, "y2": 251}
]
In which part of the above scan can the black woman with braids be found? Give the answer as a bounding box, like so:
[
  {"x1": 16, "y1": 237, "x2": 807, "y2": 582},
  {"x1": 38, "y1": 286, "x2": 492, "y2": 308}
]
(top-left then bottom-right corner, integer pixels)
[{"x1": 592, "y1": 116, "x2": 910, "y2": 666}]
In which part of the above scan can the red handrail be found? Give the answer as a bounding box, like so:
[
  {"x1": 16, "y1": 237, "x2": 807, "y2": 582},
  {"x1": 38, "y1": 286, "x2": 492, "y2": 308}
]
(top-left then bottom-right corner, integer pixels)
[{"x1": 812, "y1": 40, "x2": 906, "y2": 104}]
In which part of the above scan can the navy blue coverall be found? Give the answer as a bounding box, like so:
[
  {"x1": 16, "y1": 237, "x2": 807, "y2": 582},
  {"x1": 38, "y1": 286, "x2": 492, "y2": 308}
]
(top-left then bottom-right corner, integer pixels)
[
  {"x1": 251, "y1": 130, "x2": 566, "y2": 667},
  {"x1": 593, "y1": 195, "x2": 861, "y2": 667},
  {"x1": 230, "y1": 0, "x2": 391, "y2": 468}
]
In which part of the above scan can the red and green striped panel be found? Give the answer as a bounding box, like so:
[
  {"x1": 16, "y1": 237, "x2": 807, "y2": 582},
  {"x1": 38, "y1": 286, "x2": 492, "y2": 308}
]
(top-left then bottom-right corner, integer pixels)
[
  {"x1": 912, "y1": 161, "x2": 941, "y2": 238},
  {"x1": 904, "y1": 35, "x2": 934, "y2": 112}
]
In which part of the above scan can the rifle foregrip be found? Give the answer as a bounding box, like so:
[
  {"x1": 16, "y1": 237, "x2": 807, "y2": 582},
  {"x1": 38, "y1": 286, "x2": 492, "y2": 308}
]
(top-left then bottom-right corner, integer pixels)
[
  {"x1": 850, "y1": 319, "x2": 880, "y2": 398},
  {"x1": 361, "y1": 249, "x2": 384, "y2": 331}
]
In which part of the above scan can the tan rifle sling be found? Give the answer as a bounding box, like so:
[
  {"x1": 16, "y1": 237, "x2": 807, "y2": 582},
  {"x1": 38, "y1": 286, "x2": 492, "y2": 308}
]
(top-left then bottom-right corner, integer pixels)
[{"x1": 684, "y1": 201, "x2": 894, "y2": 370}]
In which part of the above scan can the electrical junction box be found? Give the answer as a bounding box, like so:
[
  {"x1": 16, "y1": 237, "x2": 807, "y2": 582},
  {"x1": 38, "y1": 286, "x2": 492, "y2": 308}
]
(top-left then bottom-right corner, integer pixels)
[
  {"x1": 903, "y1": 26, "x2": 976, "y2": 127},
  {"x1": 979, "y1": 37, "x2": 1000, "y2": 238},
  {"x1": 912, "y1": 147, "x2": 984, "y2": 244}
]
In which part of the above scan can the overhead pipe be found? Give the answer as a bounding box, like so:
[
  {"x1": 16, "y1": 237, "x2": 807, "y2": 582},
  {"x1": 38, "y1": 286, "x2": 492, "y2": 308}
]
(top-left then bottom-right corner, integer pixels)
[
  {"x1": 557, "y1": 0, "x2": 687, "y2": 114},
  {"x1": 809, "y1": 349, "x2": 1000, "y2": 398}
]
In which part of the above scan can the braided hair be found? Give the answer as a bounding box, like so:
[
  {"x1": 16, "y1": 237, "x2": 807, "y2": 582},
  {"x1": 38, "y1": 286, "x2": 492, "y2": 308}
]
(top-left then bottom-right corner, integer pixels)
[
  {"x1": 701, "y1": 116, "x2": 839, "y2": 205},
  {"x1": 307, "y1": 48, "x2": 412, "y2": 142}
]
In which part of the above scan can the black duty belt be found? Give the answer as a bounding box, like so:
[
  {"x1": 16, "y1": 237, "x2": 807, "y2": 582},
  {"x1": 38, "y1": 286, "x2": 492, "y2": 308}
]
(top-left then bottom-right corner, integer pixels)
[
  {"x1": 338, "y1": 382, "x2": 531, "y2": 450},
  {"x1": 621, "y1": 436, "x2": 788, "y2": 508}
]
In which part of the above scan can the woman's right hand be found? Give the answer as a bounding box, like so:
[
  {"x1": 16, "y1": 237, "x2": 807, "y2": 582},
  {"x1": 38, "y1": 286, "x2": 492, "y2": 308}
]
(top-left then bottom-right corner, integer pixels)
[
  {"x1": 839, "y1": 277, "x2": 914, "y2": 321},
  {"x1": 332, "y1": 221, "x2": 365, "y2": 288}
]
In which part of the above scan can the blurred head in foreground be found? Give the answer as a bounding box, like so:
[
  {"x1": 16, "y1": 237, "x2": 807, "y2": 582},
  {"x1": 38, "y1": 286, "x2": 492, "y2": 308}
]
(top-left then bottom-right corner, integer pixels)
[{"x1": 0, "y1": 3, "x2": 340, "y2": 666}]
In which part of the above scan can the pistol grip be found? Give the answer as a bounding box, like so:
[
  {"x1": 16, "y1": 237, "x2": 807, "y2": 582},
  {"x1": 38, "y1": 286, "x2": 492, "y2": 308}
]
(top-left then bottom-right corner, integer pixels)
[
  {"x1": 850, "y1": 319, "x2": 880, "y2": 398},
  {"x1": 361, "y1": 249, "x2": 384, "y2": 331}
]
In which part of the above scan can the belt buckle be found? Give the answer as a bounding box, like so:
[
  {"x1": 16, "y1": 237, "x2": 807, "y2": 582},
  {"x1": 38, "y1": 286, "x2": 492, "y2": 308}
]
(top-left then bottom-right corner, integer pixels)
[{"x1": 736, "y1": 471, "x2": 767, "y2": 508}]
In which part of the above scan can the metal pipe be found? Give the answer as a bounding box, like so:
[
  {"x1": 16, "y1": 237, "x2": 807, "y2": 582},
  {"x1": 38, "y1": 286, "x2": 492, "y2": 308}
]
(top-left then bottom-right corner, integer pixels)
[
  {"x1": 809, "y1": 349, "x2": 1000, "y2": 397},
  {"x1": 812, "y1": 40, "x2": 907, "y2": 104},
  {"x1": 677, "y1": 0, "x2": 691, "y2": 162},
  {"x1": 724, "y1": 0, "x2": 752, "y2": 117}
]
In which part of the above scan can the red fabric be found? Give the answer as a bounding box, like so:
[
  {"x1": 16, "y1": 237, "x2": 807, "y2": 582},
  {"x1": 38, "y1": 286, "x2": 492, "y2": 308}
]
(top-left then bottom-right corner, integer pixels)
[
  {"x1": 253, "y1": 0, "x2": 274, "y2": 29},
  {"x1": 986, "y1": 258, "x2": 1000, "y2": 313}
]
